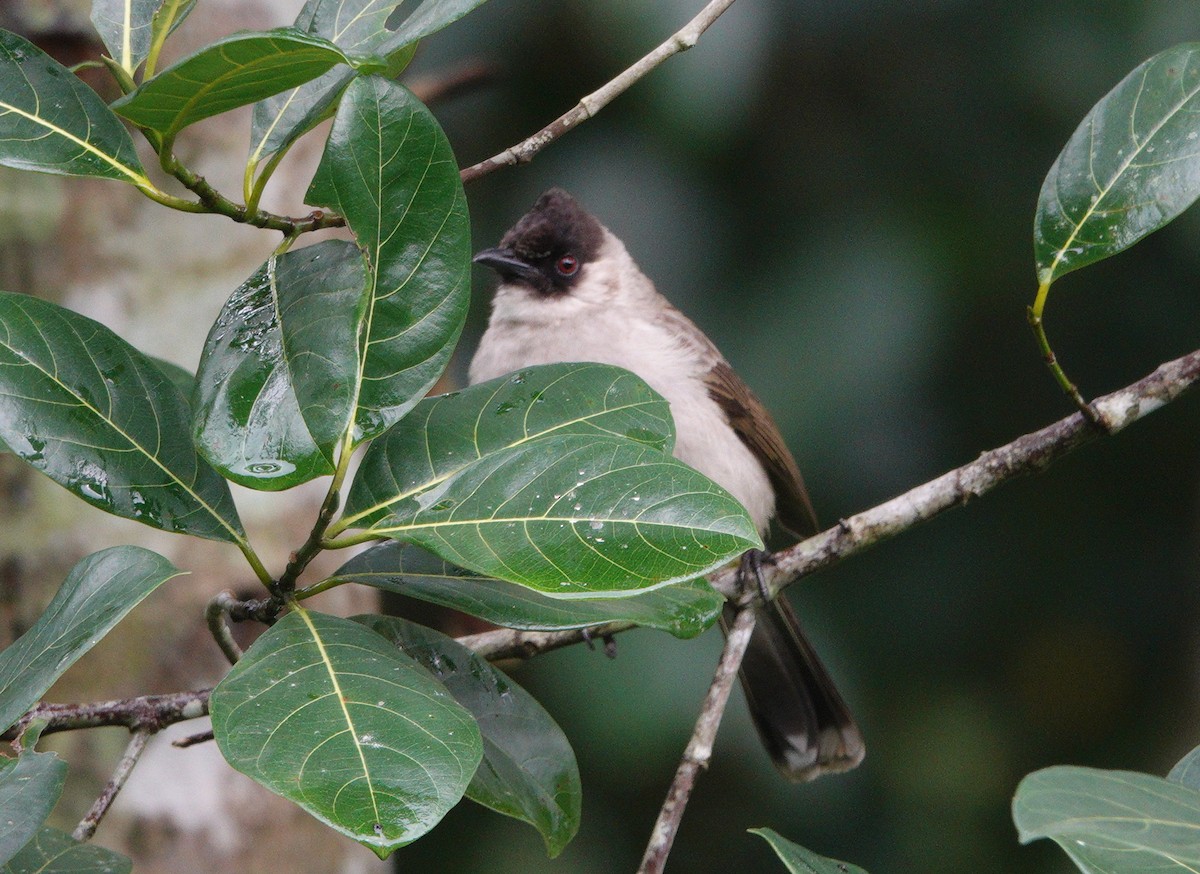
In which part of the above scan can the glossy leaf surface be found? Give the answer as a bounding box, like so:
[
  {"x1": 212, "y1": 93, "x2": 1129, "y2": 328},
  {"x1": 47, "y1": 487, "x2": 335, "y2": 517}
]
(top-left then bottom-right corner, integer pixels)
[
  {"x1": 750, "y1": 828, "x2": 869, "y2": 874},
  {"x1": 1014, "y1": 766, "x2": 1200, "y2": 872},
  {"x1": 192, "y1": 241, "x2": 367, "y2": 489},
  {"x1": 0, "y1": 826, "x2": 130, "y2": 874},
  {"x1": 0, "y1": 547, "x2": 182, "y2": 733},
  {"x1": 331, "y1": 543, "x2": 723, "y2": 638},
  {"x1": 1036, "y1": 44, "x2": 1200, "y2": 285},
  {"x1": 210, "y1": 609, "x2": 481, "y2": 857},
  {"x1": 1169, "y1": 744, "x2": 1200, "y2": 790},
  {"x1": 342, "y1": 364, "x2": 674, "y2": 529},
  {"x1": 307, "y1": 75, "x2": 470, "y2": 443},
  {"x1": 0, "y1": 292, "x2": 244, "y2": 542},
  {"x1": 112, "y1": 29, "x2": 353, "y2": 137},
  {"x1": 0, "y1": 751, "x2": 67, "y2": 867},
  {"x1": 0, "y1": 31, "x2": 147, "y2": 184},
  {"x1": 356, "y1": 615, "x2": 580, "y2": 856},
  {"x1": 361, "y1": 433, "x2": 761, "y2": 597},
  {"x1": 90, "y1": 0, "x2": 196, "y2": 74}
]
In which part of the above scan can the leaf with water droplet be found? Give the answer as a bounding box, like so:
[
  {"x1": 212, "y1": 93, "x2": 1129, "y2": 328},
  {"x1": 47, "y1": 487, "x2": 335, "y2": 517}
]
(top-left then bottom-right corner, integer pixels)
[
  {"x1": 0, "y1": 31, "x2": 147, "y2": 184},
  {"x1": 0, "y1": 292, "x2": 243, "y2": 541},
  {"x1": 355, "y1": 614, "x2": 580, "y2": 856},
  {"x1": 210, "y1": 609, "x2": 481, "y2": 857},
  {"x1": 343, "y1": 363, "x2": 673, "y2": 529}
]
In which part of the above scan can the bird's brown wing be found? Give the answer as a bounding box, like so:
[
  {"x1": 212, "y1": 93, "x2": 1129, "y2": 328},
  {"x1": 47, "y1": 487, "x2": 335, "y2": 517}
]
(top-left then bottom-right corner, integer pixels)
[{"x1": 704, "y1": 359, "x2": 819, "y2": 538}]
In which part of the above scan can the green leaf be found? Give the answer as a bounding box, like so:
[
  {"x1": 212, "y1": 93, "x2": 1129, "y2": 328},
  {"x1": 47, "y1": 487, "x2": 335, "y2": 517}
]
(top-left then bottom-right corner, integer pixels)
[
  {"x1": 278, "y1": 241, "x2": 372, "y2": 459},
  {"x1": 147, "y1": 0, "x2": 198, "y2": 69},
  {"x1": 0, "y1": 547, "x2": 183, "y2": 733},
  {"x1": 249, "y1": 0, "x2": 414, "y2": 166},
  {"x1": 209, "y1": 609, "x2": 482, "y2": 858},
  {"x1": 359, "y1": 433, "x2": 762, "y2": 598},
  {"x1": 147, "y1": 357, "x2": 194, "y2": 406},
  {"x1": 111, "y1": 29, "x2": 354, "y2": 137},
  {"x1": 0, "y1": 292, "x2": 244, "y2": 543},
  {"x1": 0, "y1": 751, "x2": 67, "y2": 867},
  {"x1": 331, "y1": 543, "x2": 723, "y2": 638},
  {"x1": 354, "y1": 615, "x2": 580, "y2": 857},
  {"x1": 1035, "y1": 43, "x2": 1200, "y2": 286},
  {"x1": 90, "y1": 0, "x2": 195, "y2": 74},
  {"x1": 0, "y1": 826, "x2": 130, "y2": 874},
  {"x1": 307, "y1": 75, "x2": 470, "y2": 444},
  {"x1": 0, "y1": 31, "x2": 148, "y2": 184},
  {"x1": 192, "y1": 241, "x2": 367, "y2": 489},
  {"x1": 750, "y1": 828, "x2": 869, "y2": 874},
  {"x1": 1169, "y1": 744, "x2": 1200, "y2": 790},
  {"x1": 381, "y1": 0, "x2": 492, "y2": 49},
  {"x1": 341, "y1": 364, "x2": 674, "y2": 530},
  {"x1": 1013, "y1": 765, "x2": 1200, "y2": 872}
]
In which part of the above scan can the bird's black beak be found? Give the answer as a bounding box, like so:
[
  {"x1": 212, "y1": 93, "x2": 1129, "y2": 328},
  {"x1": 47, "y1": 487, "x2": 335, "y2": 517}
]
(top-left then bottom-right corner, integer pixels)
[{"x1": 473, "y1": 247, "x2": 541, "y2": 285}]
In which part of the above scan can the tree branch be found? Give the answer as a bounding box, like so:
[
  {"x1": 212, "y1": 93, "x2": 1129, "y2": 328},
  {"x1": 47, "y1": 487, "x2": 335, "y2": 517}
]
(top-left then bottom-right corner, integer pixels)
[
  {"x1": 1, "y1": 689, "x2": 211, "y2": 742},
  {"x1": 706, "y1": 346, "x2": 1200, "y2": 603},
  {"x1": 637, "y1": 604, "x2": 757, "y2": 874},
  {"x1": 73, "y1": 729, "x2": 151, "y2": 842},
  {"x1": 459, "y1": 0, "x2": 738, "y2": 184}
]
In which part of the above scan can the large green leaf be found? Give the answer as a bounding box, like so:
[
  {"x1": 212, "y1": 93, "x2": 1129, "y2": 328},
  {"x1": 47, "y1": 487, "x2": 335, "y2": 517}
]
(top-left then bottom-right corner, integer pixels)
[
  {"x1": 0, "y1": 292, "x2": 244, "y2": 542},
  {"x1": 750, "y1": 828, "x2": 869, "y2": 874},
  {"x1": 355, "y1": 615, "x2": 580, "y2": 857},
  {"x1": 0, "y1": 31, "x2": 148, "y2": 185},
  {"x1": 112, "y1": 29, "x2": 354, "y2": 137},
  {"x1": 307, "y1": 75, "x2": 470, "y2": 444},
  {"x1": 192, "y1": 241, "x2": 367, "y2": 489},
  {"x1": 1014, "y1": 766, "x2": 1200, "y2": 872},
  {"x1": 0, "y1": 547, "x2": 183, "y2": 733},
  {"x1": 0, "y1": 751, "x2": 67, "y2": 867},
  {"x1": 360, "y1": 433, "x2": 762, "y2": 597},
  {"x1": 1036, "y1": 44, "x2": 1200, "y2": 286},
  {"x1": 341, "y1": 364, "x2": 674, "y2": 530},
  {"x1": 209, "y1": 609, "x2": 482, "y2": 858},
  {"x1": 0, "y1": 827, "x2": 130, "y2": 874},
  {"x1": 330, "y1": 543, "x2": 723, "y2": 638}
]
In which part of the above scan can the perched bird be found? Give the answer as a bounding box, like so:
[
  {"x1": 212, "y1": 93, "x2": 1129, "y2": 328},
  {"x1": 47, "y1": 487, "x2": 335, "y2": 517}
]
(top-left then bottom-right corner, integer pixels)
[{"x1": 470, "y1": 188, "x2": 864, "y2": 780}]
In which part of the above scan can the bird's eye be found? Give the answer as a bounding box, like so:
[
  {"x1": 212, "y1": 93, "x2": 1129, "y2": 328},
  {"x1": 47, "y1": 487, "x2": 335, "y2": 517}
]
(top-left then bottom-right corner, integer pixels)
[{"x1": 555, "y1": 255, "x2": 579, "y2": 276}]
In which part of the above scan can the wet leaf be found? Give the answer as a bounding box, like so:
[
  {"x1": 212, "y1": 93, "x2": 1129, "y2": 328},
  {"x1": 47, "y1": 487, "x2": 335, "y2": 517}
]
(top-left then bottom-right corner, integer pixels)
[
  {"x1": 0, "y1": 826, "x2": 130, "y2": 874},
  {"x1": 750, "y1": 828, "x2": 869, "y2": 874},
  {"x1": 355, "y1": 615, "x2": 580, "y2": 856},
  {"x1": 358, "y1": 433, "x2": 761, "y2": 598},
  {"x1": 0, "y1": 292, "x2": 244, "y2": 542},
  {"x1": 0, "y1": 31, "x2": 147, "y2": 184},
  {"x1": 341, "y1": 364, "x2": 674, "y2": 529},
  {"x1": 307, "y1": 75, "x2": 470, "y2": 444},
  {"x1": 210, "y1": 609, "x2": 482, "y2": 857},
  {"x1": 0, "y1": 751, "x2": 67, "y2": 867}
]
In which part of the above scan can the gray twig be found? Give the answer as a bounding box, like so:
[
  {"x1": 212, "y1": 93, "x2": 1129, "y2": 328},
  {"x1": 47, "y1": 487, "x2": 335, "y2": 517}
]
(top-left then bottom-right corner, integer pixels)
[
  {"x1": 72, "y1": 729, "x2": 152, "y2": 841},
  {"x1": 637, "y1": 605, "x2": 757, "y2": 874},
  {"x1": 459, "y1": 0, "x2": 738, "y2": 183}
]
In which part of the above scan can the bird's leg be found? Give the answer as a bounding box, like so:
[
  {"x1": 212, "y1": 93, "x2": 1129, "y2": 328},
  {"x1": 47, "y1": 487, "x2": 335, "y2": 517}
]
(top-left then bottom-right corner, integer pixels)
[{"x1": 737, "y1": 548, "x2": 776, "y2": 606}]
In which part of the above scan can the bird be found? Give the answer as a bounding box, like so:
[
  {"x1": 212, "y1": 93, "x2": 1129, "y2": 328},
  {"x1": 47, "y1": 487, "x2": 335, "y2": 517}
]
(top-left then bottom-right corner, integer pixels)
[{"x1": 469, "y1": 188, "x2": 864, "y2": 781}]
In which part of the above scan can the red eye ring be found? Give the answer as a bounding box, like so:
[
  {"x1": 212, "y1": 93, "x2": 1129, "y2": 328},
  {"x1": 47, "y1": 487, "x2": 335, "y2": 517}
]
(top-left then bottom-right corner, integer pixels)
[{"x1": 556, "y1": 255, "x2": 579, "y2": 276}]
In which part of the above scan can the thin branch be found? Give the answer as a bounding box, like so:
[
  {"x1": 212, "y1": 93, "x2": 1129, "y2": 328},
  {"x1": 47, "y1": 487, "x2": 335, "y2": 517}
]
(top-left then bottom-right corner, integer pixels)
[
  {"x1": 638, "y1": 605, "x2": 757, "y2": 874},
  {"x1": 73, "y1": 729, "x2": 151, "y2": 842},
  {"x1": 459, "y1": 0, "x2": 738, "y2": 184},
  {"x1": 205, "y1": 593, "x2": 244, "y2": 665},
  {"x1": 456, "y1": 620, "x2": 634, "y2": 661},
  {"x1": 706, "y1": 346, "x2": 1200, "y2": 603},
  {"x1": 1, "y1": 689, "x2": 211, "y2": 742}
]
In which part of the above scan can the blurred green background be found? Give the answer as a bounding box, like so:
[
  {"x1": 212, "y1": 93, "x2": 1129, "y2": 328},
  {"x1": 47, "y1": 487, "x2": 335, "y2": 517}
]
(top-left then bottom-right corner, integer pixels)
[
  {"x1": 5, "y1": 1, "x2": 1200, "y2": 872},
  {"x1": 413, "y1": 2, "x2": 1200, "y2": 872}
]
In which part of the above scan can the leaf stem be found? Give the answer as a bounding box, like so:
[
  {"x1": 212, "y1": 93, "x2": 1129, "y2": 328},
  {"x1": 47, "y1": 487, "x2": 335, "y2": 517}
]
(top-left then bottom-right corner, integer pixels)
[{"x1": 1027, "y1": 281, "x2": 1099, "y2": 424}]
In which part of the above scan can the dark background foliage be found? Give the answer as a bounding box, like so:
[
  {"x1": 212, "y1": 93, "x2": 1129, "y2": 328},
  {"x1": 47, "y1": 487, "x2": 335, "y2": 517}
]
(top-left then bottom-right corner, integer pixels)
[{"x1": 405, "y1": 2, "x2": 1200, "y2": 872}]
